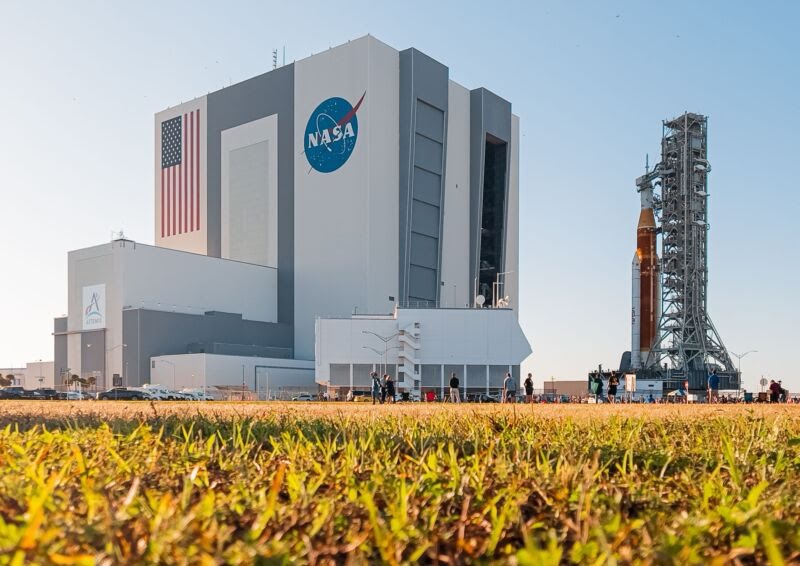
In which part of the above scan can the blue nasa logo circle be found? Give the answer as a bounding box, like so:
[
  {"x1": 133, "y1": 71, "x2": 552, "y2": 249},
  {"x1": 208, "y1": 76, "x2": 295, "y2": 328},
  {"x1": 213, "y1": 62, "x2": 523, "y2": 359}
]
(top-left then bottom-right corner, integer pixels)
[{"x1": 304, "y1": 93, "x2": 365, "y2": 173}]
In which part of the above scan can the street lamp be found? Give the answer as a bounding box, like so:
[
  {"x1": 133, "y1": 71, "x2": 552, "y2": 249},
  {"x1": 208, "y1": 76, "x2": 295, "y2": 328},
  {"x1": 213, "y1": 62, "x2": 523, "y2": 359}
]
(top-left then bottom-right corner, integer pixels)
[
  {"x1": 730, "y1": 350, "x2": 757, "y2": 391},
  {"x1": 361, "y1": 330, "x2": 400, "y2": 380},
  {"x1": 362, "y1": 331, "x2": 400, "y2": 377},
  {"x1": 362, "y1": 345, "x2": 401, "y2": 376}
]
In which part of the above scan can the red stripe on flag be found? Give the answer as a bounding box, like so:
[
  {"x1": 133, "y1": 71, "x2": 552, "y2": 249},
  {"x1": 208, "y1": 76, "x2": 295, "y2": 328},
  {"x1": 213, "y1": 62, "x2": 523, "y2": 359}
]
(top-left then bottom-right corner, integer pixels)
[
  {"x1": 161, "y1": 165, "x2": 170, "y2": 236},
  {"x1": 161, "y1": 168, "x2": 165, "y2": 238},
  {"x1": 189, "y1": 110, "x2": 194, "y2": 232},
  {"x1": 183, "y1": 113, "x2": 188, "y2": 233},
  {"x1": 172, "y1": 166, "x2": 176, "y2": 236},
  {"x1": 178, "y1": 125, "x2": 183, "y2": 235},
  {"x1": 196, "y1": 109, "x2": 200, "y2": 231}
]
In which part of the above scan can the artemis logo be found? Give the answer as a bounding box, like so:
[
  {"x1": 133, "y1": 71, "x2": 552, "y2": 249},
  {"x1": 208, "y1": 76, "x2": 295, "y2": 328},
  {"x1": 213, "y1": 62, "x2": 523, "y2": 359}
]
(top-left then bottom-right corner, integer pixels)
[{"x1": 304, "y1": 92, "x2": 365, "y2": 173}]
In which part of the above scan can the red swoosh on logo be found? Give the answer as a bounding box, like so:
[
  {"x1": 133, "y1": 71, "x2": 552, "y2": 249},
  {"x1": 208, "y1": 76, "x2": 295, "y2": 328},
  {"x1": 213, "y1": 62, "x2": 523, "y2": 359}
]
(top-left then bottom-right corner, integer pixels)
[{"x1": 337, "y1": 91, "x2": 366, "y2": 127}]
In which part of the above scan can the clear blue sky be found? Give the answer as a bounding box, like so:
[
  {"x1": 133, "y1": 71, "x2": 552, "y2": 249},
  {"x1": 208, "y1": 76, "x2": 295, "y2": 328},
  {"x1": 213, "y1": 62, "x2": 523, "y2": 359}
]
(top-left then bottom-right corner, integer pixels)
[{"x1": 1, "y1": 1, "x2": 797, "y2": 391}]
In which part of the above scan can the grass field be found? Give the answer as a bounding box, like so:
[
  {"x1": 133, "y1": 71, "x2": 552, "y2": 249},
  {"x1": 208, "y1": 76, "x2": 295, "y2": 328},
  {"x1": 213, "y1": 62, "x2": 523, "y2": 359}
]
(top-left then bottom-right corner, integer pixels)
[{"x1": 0, "y1": 402, "x2": 798, "y2": 564}]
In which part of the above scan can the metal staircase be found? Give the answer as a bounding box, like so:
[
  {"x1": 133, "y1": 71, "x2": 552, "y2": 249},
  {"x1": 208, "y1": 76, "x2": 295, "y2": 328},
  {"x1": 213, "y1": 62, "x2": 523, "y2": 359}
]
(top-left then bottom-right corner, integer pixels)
[{"x1": 398, "y1": 323, "x2": 421, "y2": 400}]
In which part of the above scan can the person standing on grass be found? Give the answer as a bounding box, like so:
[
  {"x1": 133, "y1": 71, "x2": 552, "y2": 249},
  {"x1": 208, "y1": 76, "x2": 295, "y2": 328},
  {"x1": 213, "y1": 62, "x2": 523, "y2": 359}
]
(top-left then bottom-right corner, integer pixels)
[
  {"x1": 594, "y1": 375, "x2": 604, "y2": 403},
  {"x1": 449, "y1": 372, "x2": 461, "y2": 403},
  {"x1": 380, "y1": 374, "x2": 388, "y2": 404},
  {"x1": 385, "y1": 374, "x2": 396, "y2": 404},
  {"x1": 502, "y1": 372, "x2": 516, "y2": 403},
  {"x1": 768, "y1": 379, "x2": 779, "y2": 403},
  {"x1": 707, "y1": 370, "x2": 720, "y2": 403},
  {"x1": 607, "y1": 373, "x2": 619, "y2": 403},
  {"x1": 524, "y1": 373, "x2": 534, "y2": 403},
  {"x1": 371, "y1": 372, "x2": 381, "y2": 405}
]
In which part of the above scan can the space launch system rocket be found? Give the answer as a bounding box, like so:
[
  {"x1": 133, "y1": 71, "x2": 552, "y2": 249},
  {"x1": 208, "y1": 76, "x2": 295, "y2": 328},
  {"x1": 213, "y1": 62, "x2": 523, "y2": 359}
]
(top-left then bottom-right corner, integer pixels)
[{"x1": 631, "y1": 184, "x2": 660, "y2": 369}]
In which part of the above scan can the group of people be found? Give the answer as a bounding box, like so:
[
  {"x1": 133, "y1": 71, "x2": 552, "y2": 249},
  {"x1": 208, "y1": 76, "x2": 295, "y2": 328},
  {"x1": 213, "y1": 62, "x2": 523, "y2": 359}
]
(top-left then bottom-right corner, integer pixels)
[
  {"x1": 447, "y1": 371, "x2": 536, "y2": 403},
  {"x1": 768, "y1": 379, "x2": 790, "y2": 403},
  {"x1": 590, "y1": 373, "x2": 620, "y2": 403},
  {"x1": 369, "y1": 371, "x2": 396, "y2": 404}
]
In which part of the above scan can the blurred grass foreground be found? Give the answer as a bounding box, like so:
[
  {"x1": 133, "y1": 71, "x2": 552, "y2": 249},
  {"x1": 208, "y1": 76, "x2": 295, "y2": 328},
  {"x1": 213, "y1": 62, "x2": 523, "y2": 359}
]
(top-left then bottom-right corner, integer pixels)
[{"x1": 0, "y1": 402, "x2": 798, "y2": 564}]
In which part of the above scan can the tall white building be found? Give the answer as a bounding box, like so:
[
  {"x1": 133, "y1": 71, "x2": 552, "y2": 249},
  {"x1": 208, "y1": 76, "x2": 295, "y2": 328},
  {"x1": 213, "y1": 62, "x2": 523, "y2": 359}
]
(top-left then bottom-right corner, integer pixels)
[{"x1": 54, "y1": 35, "x2": 530, "y2": 392}]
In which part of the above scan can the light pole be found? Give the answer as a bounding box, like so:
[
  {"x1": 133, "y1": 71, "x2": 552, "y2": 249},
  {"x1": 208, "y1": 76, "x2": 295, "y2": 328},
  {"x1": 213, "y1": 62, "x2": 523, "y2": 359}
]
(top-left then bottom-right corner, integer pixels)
[
  {"x1": 362, "y1": 346, "x2": 385, "y2": 375},
  {"x1": 730, "y1": 350, "x2": 757, "y2": 392},
  {"x1": 362, "y1": 345, "x2": 401, "y2": 376},
  {"x1": 362, "y1": 331, "x2": 400, "y2": 375},
  {"x1": 154, "y1": 359, "x2": 175, "y2": 390}
]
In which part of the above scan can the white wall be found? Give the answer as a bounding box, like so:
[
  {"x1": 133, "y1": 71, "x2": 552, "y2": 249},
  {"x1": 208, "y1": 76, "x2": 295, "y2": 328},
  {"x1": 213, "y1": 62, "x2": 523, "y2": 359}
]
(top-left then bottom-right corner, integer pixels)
[
  {"x1": 220, "y1": 115, "x2": 278, "y2": 267},
  {"x1": 154, "y1": 96, "x2": 208, "y2": 255},
  {"x1": 316, "y1": 308, "x2": 532, "y2": 382},
  {"x1": 68, "y1": 244, "x2": 117, "y2": 380},
  {"x1": 67, "y1": 240, "x2": 278, "y2": 380},
  {"x1": 440, "y1": 81, "x2": 471, "y2": 308},
  {"x1": 293, "y1": 36, "x2": 400, "y2": 360},
  {"x1": 315, "y1": 316, "x2": 398, "y2": 381},
  {"x1": 118, "y1": 241, "x2": 277, "y2": 323},
  {"x1": 150, "y1": 353, "x2": 315, "y2": 394},
  {"x1": 25, "y1": 361, "x2": 55, "y2": 388},
  {"x1": 0, "y1": 362, "x2": 55, "y2": 388}
]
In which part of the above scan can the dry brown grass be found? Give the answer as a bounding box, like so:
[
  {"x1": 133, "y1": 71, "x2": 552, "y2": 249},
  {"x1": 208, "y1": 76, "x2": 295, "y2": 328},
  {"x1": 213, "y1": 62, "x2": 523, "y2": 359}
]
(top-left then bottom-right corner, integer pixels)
[{"x1": 1, "y1": 399, "x2": 797, "y2": 424}]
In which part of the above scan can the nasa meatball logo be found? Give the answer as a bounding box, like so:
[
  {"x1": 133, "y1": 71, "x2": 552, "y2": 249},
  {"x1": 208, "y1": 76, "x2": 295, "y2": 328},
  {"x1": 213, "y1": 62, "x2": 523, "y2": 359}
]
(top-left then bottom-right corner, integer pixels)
[{"x1": 304, "y1": 92, "x2": 365, "y2": 173}]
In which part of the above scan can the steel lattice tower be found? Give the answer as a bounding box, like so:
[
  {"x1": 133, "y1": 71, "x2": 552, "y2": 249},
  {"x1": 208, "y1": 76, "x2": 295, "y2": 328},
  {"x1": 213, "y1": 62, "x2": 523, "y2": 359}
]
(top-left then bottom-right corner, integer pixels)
[{"x1": 640, "y1": 112, "x2": 739, "y2": 390}]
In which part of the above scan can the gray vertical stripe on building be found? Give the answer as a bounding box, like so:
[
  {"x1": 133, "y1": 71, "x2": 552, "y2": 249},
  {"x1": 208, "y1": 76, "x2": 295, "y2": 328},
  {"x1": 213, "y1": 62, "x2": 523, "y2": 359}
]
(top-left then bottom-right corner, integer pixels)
[
  {"x1": 469, "y1": 88, "x2": 512, "y2": 299},
  {"x1": 206, "y1": 64, "x2": 295, "y2": 343},
  {"x1": 398, "y1": 49, "x2": 449, "y2": 306},
  {"x1": 53, "y1": 317, "x2": 68, "y2": 385}
]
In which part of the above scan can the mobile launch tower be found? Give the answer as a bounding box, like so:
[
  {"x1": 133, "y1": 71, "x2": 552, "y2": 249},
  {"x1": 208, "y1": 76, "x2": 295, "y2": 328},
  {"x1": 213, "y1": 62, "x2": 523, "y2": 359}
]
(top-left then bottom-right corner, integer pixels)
[{"x1": 632, "y1": 112, "x2": 739, "y2": 391}]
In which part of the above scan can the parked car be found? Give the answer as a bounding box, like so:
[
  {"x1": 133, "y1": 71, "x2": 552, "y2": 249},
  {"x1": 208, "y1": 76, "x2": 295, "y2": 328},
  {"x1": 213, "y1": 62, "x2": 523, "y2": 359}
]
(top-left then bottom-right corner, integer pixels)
[
  {"x1": 180, "y1": 389, "x2": 215, "y2": 401},
  {"x1": 292, "y1": 393, "x2": 314, "y2": 401},
  {"x1": 0, "y1": 388, "x2": 24, "y2": 400},
  {"x1": 58, "y1": 390, "x2": 92, "y2": 400},
  {"x1": 29, "y1": 388, "x2": 59, "y2": 400},
  {"x1": 97, "y1": 388, "x2": 153, "y2": 400},
  {"x1": 142, "y1": 384, "x2": 186, "y2": 400},
  {"x1": 471, "y1": 393, "x2": 499, "y2": 403}
]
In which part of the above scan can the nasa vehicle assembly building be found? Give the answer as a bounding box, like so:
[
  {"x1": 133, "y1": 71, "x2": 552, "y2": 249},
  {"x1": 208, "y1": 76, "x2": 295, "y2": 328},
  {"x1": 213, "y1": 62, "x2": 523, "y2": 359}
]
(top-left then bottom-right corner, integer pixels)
[{"x1": 53, "y1": 35, "x2": 530, "y2": 397}]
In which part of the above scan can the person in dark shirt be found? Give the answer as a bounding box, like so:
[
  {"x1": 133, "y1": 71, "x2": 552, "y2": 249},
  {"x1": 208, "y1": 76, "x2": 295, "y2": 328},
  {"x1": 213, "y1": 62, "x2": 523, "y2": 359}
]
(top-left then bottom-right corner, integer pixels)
[
  {"x1": 449, "y1": 372, "x2": 461, "y2": 403},
  {"x1": 385, "y1": 374, "x2": 396, "y2": 404},
  {"x1": 524, "y1": 373, "x2": 534, "y2": 403},
  {"x1": 769, "y1": 379, "x2": 781, "y2": 403},
  {"x1": 371, "y1": 372, "x2": 382, "y2": 405},
  {"x1": 707, "y1": 371, "x2": 720, "y2": 403},
  {"x1": 607, "y1": 373, "x2": 619, "y2": 403}
]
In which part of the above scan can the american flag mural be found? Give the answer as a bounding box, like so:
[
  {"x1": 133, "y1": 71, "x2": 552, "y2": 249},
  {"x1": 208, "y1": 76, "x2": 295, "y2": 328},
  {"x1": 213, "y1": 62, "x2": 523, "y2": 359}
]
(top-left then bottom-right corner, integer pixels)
[{"x1": 161, "y1": 109, "x2": 200, "y2": 237}]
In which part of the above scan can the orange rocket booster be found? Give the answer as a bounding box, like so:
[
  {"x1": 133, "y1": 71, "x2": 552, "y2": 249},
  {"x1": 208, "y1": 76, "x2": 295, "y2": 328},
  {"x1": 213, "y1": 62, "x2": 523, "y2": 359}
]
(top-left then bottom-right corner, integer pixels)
[{"x1": 634, "y1": 206, "x2": 659, "y2": 365}]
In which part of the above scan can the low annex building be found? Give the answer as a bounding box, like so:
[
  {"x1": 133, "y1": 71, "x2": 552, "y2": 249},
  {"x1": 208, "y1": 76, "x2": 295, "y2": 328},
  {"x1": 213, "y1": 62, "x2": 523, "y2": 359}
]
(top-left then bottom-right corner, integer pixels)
[{"x1": 316, "y1": 307, "x2": 531, "y2": 399}]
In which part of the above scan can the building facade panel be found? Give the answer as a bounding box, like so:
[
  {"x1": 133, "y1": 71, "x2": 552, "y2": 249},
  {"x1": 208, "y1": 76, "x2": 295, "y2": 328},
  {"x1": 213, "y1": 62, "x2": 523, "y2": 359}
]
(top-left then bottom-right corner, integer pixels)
[
  {"x1": 398, "y1": 48, "x2": 449, "y2": 306},
  {"x1": 294, "y1": 36, "x2": 400, "y2": 359},
  {"x1": 220, "y1": 115, "x2": 279, "y2": 268}
]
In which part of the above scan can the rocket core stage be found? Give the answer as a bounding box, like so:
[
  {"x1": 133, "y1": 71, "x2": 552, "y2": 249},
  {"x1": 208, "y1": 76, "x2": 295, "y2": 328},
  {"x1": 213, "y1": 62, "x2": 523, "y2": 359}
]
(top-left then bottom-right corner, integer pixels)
[{"x1": 631, "y1": 186, "x2": 660, "y2": 369}]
